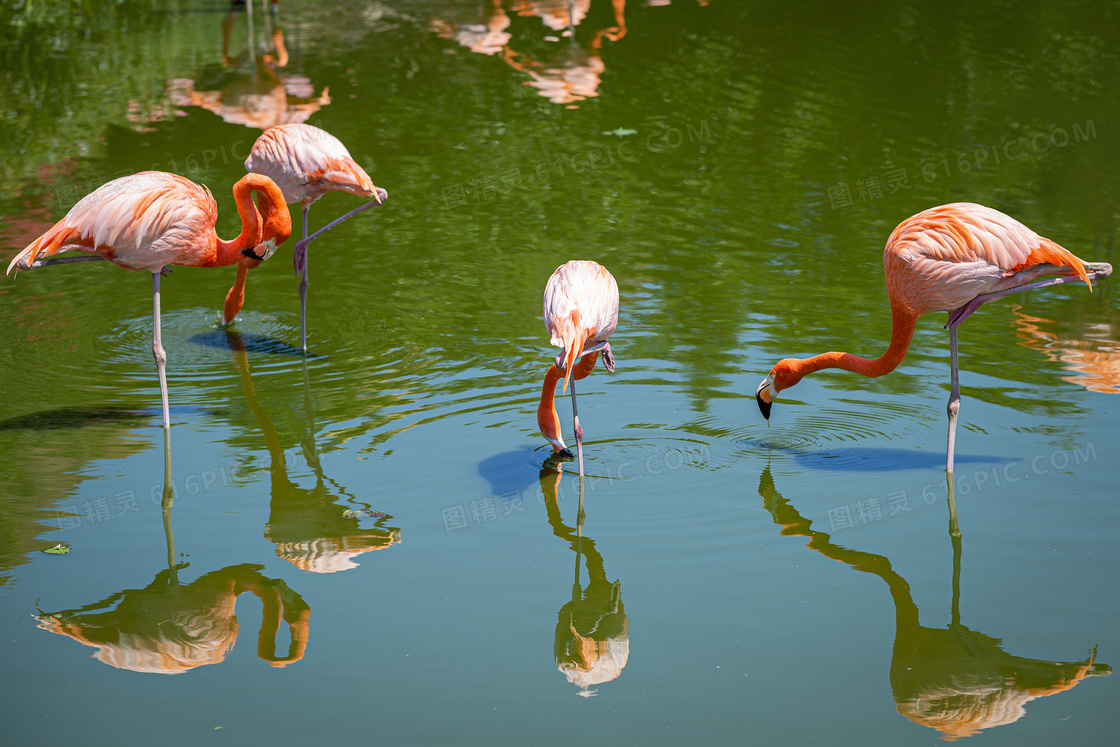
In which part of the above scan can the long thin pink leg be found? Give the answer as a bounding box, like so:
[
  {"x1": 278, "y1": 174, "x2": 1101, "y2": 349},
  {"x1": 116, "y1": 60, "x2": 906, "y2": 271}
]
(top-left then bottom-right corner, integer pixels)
[
  {"x1": 570, "y1": 376, "x2": 585, "y2": 477},
  {"x1": 152, "y1": 271, "x2": 171, "y2": 429},
  {"x1": 946, "y1": 327, "x2": 960, "y2": 474},
  {"x1": 291, "y1": 188, "x2": 387, "y2": 278},
  {"x1": 27, "y1": 255, "x2": 106, "y2": 269},
  {"x1": 298, "y1": 203, "x2": 310, "y2": 353},
  {"x1": 947, "y1": 263, "x2": 1112, "y2": 328}
]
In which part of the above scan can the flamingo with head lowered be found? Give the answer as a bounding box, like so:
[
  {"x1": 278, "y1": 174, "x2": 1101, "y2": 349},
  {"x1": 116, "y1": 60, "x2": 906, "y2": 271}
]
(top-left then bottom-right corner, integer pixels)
[
  {"x1": 538, "y1": 260, "x2": 619, "y2": 476},
  {"x1": 226, "y1": 123, "x2": 388, "y2": 352},
  {"x1": 7, "y1": 171, "x2": 291, "y2": 429},
  {"x1": 755, "y1": 203, "x2": 1112, "y2": 473}
]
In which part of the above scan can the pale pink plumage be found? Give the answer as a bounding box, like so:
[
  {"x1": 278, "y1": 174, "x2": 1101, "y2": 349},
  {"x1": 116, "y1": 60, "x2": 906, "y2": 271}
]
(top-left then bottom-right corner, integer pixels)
[
  {"x1": 8, "y1": 172, "x2": 229, "y2": 274},
  {"x1": 245, "y1": 123, "x2": 377, "y2": 207},
  {"x1": 884, "y1": 202, "x2": 1091, "y2": 315},
  {"x1": 543, "y1": 259, "x2": 619, "y2": 392}
]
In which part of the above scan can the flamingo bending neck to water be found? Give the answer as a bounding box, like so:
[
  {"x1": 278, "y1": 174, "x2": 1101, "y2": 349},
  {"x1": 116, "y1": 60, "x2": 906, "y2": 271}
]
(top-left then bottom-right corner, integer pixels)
[
  {"x1": 538, "y1": 260, "x2": 619, "y2": 476},
  {"x1": 230, "y1": 123, "x2": 387, "y2": 353},
  {"x1": 756, "y1": 203, "x2": 1112, "y2": 473}
]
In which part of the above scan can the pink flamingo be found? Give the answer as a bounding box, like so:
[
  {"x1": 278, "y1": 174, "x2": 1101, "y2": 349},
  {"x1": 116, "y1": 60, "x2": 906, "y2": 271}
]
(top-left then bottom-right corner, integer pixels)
[
  {"x1": 538, "y1": 260, "x2": 619, "y2": 476},
  {"x1": 756, "y1": 203, "x2": 1112, "y2": 473},
  {"x1": 7, "y1": 171, "x2": 292, "y2": 429},
  {"x1": 232, "y1": 123, "x2": 387, "y2": 352}
]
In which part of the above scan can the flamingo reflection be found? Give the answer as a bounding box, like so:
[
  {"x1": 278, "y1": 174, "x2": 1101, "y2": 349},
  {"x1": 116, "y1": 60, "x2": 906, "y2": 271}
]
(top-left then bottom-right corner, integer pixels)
[
  {"x1": 540, "y1": 464, "x2": 628, "y2": 696},
  {"x1": 229, "y1": 331, "x2": 401, "y2": 572},
  {"x1": 502, "y1": 1, "x2": 625, "y2": 107},
  {"x1": 169, "y1": 4, "x2": 329, "y2": 130},
  {"x1": 1013, "y1": 310, "x2": 1120, "y2": 394},
  {"x1": 430, "y1": 0, "x2": 513, "y2": 56},
  {"x1": 757, "y1": 467, "x2": 1109, "y2": 740},
  {"x1": 36, "y1": 432, "x2": 310, "y2": 673},
  {"x1": 429, "y1": 0, "x2": 626, "y2": 107}
]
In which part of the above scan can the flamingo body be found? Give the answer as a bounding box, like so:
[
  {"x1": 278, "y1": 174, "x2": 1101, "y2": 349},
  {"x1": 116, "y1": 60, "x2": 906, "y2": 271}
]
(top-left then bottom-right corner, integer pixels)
[
  {"x1": 756, "y1": 203, "x2": 1111, "y2": 472},
  {"x1": 539, "y1": 260, "x2": 619, "y2": 472},
  {"x1": 8, "y1": 170, "x2": 291, "y2": 428},
  {"x1": 7, "y1": 172, "x2": 270, "y2": 274},
  {"x1": 235, "y1": 123, "x2": 387, "y2": 351},
  {"x1": 244, "y1": 124, "x2": 377, "y2": 207},
  {"x1": 543, "y1": 259, "x2": 619, "y2": 388},
  {"x1": 883, "y1": 203, "x2": 1090, "y2": 315}
]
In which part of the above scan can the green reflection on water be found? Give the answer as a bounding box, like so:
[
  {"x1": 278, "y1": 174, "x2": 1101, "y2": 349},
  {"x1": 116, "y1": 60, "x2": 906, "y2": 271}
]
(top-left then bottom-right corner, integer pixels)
[{"x1": 1, "y1": 1, "x2": 1118, "y2": 744}]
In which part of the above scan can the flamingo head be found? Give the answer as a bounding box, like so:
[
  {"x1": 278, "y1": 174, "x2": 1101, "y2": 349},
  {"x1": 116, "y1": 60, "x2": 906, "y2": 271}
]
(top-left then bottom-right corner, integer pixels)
[
  {"x1": 756, "y1": 359, "x2": 805, "y2": 421},
  {"x1": 241, "y1": 237, "x2": 279, "y2": 263}
]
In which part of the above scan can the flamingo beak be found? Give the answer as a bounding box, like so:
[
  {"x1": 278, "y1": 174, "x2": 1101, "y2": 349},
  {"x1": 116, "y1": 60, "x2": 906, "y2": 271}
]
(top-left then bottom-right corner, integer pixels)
[
  {"x1": 242, "y1": 237, "x2": 278, "y2": 262},
  {"x1": 557, "y1": 447, "x2": 574, "y2": 458},
  {"x1": 756, "y1": 375, "x2": 774, "y2": 422}
]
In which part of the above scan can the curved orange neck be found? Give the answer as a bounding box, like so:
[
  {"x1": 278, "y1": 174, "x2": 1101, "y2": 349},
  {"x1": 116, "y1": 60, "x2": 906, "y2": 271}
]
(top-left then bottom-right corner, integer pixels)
[
  {"x1": 780, "y1": 301, "x2": 919, "y2": 389},
  {"x1": 538, "y1": 353, "x2": 599, "y2": 449},
  {"x1": 215, "y1": 174, "x2": 291, "y2": 267}
]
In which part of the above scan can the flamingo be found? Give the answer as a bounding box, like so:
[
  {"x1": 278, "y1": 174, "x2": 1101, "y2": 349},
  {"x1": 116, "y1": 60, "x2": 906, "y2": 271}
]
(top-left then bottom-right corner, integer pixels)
[
  {"x1": 755, "y1": 202, "x2": 1112, "y2": 473},
  {"x1": 7, "y1": 171, "x2": 292, "y2": 429},
  {"x1": 231, "y1": 123, "x2": 388, "y2": 352},
  {"x1": 538, "y1": 260, "x2": 619, "y2": 476}
]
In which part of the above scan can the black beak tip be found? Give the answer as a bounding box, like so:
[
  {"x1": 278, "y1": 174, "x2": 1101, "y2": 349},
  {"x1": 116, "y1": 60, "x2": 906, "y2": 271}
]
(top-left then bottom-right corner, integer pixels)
[
  {"x1": 558, "y1": 448, "x2": 574, "y2": 459},
  {"x1": 756, "y1": 392, "x2": 772, "y2": 421}
]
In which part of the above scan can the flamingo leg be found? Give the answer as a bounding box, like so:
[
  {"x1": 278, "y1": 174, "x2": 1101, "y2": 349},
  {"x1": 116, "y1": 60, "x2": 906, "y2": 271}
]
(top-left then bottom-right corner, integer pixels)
[
  {"x1": 600, "y1": 342, "x2": 615, "y2": 373},
  {"x1": 291, "y1": 188, "x2": 387, "y2": 278},
  {"x1": 571, "y1": 376, "x2": 585, "y2": 477},
  {"x1": 946, "y1": 263, "x2": 1112, "y2": 329},
  {"x1": 28, "y1": 255, "x2": 107, "y2": 269},
  {"x1": 152, "y1": 271, "x2": 171, "y2": 429},
  {"x1": 946, "y1": 327, "x2": 960, "y2": 474},
  {"x1": 297, "y1": 203, "x2": 310, "y2": 354}
]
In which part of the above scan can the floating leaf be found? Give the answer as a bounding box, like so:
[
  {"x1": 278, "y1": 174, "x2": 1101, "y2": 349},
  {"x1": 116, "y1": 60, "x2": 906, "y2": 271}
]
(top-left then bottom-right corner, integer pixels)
[
  {"x1": 343, "y1": 509, "x2": 388, "y2": 519},
  {"x1": 601, "y1": 127, "x2": 637, "y2": 137},
  {"x1": 42, "y1": 543, "x2": 71, "y2": 555}
]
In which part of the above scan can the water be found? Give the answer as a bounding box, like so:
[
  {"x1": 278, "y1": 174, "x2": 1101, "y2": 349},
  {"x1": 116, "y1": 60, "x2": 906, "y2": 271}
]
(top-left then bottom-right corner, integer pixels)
[{"x1": 1, "y1": 1, "x2": 1118, "y2": 744}]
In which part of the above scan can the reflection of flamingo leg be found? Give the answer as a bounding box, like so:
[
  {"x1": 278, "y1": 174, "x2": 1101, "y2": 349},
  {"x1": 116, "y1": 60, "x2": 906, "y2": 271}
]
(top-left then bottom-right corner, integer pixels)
[{"x1": 161, "y1": 427, "x2": 179, "y2": 585}]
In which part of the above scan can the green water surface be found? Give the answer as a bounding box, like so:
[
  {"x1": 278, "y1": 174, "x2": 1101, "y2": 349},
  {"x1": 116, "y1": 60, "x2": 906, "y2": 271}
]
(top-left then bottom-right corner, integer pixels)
[{"x1": 1, "y1": 1, "x2": 1117, "y2": 744}]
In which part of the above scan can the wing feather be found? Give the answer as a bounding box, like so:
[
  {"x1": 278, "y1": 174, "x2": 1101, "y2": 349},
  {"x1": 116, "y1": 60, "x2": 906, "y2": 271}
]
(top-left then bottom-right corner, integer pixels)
[
  {"x1": 245, "y1": 124, "x2": 375, "y2": 205},
  {"x1": 543, "y1": 260, "x2": 619, "y2": 390},
  {"x1": 885, "y1": 203, "x2": 1091, "y2": 313},
  {"x1": 7, "y1": 172, "x2": 215, "y2": 274}
]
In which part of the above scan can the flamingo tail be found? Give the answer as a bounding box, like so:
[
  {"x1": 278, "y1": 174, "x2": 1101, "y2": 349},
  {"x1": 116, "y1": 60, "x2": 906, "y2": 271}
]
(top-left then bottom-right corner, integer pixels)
[
  {"x1": 7, "y1": 222, "x2": 88, "y2": 275},
  {"x1": 1020, "y1": 239, "x2": 1092, "y2": 289}
]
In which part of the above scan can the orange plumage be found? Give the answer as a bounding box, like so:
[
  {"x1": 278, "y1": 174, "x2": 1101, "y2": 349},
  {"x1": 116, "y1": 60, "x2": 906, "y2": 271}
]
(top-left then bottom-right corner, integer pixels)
[{"x1": 757, "y1": 203, "x2": 1111, "y2": 472}]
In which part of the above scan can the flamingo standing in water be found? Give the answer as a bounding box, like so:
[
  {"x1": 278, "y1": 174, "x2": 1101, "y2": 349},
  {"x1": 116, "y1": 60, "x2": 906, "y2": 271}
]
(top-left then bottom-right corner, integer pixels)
[
  {"x1": 538, "y1": 260, "x2": 619, "y2": 476},
  {"x1": 7, "y1": 171, "x2": 292, "y2": 429},
  {"x1": 755, "y1": 202, "x2": 1112, "y2": 473},
  {"x1": 230, "y1": 123, "x2": 388, "y2": 352}
]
